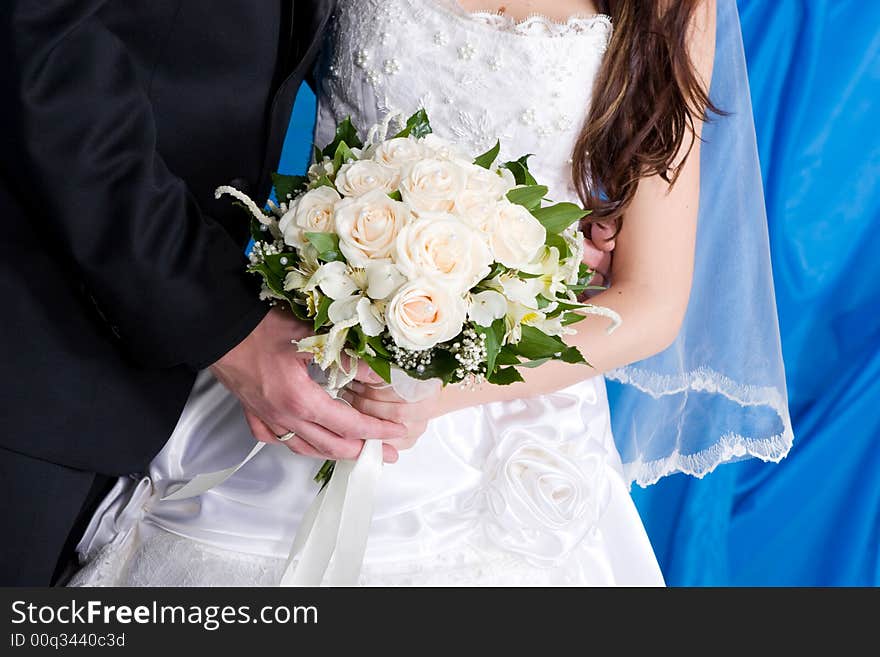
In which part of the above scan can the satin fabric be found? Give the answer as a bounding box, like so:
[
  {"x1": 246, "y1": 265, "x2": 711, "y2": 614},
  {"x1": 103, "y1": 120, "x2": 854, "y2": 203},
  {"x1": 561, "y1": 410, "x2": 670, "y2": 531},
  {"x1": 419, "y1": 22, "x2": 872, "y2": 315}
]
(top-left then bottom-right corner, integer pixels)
[
  {"x1": 73, "y1": 372, "x2": 663, "y2": 586},
  {"x1": 627, "y1": 0, "x2": 880, "y2": 585}
]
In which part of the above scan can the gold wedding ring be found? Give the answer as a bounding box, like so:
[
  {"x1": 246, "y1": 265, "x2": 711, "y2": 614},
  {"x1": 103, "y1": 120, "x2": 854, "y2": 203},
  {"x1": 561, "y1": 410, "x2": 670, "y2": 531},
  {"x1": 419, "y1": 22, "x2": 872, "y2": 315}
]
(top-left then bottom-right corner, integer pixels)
[{"x1": 277, "y1": 430, "x2": 296, "y2": 442}]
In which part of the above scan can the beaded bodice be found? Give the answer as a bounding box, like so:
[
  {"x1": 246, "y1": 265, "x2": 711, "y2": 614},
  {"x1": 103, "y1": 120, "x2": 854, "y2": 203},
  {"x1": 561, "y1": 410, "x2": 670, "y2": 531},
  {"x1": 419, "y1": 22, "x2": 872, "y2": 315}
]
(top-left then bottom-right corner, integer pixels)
[{"x1": 313, "y1": 0, "x2": 612, "y2": 200}]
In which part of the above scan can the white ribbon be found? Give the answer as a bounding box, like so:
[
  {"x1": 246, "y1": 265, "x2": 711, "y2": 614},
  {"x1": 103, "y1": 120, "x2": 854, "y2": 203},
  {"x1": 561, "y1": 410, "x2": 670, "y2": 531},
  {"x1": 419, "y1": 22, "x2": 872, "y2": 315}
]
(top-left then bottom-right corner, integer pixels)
[{"x1": 162, "y1": 366, "x2": 440, "y2": 587}]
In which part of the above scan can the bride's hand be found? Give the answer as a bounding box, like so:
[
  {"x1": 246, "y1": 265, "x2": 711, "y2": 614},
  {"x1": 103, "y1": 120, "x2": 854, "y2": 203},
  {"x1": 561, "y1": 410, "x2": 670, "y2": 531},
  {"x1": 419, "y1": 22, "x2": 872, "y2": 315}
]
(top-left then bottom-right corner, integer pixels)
[
  {"x1": 211, "y1": 307, "x2": 407, "y2": 463},
  {"x1": 340, "y1": 381, "x2": 450, "y2": 452},
  {"x1": 582, "y1": 220, "x2": 617, "y2": 287}
]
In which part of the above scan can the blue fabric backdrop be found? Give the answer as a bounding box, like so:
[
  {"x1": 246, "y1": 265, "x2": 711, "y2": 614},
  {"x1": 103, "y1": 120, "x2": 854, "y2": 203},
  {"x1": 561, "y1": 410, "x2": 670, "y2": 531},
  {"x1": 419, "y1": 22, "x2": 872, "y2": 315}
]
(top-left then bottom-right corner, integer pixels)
[
  {"x1": 623, "y1": 0, "x2": 880, "y2": 586},
  {"x1": 277, "y1": 0, "x2": 880, "y2": 586}
]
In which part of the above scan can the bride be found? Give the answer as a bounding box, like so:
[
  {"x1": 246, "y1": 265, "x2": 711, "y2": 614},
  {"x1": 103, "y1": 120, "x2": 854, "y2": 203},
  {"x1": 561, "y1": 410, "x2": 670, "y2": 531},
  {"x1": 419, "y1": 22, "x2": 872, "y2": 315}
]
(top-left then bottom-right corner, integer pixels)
[{"x1": 72, "y1": 0, "x2": 791, "y2": 586}]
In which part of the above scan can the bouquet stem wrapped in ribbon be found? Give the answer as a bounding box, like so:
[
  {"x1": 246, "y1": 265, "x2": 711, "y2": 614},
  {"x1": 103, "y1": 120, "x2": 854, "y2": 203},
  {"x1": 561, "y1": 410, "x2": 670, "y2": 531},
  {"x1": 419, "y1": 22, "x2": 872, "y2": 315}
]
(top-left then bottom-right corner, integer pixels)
[{"x1": 166, "y1": 111, "x2": 620, "y2": 585}]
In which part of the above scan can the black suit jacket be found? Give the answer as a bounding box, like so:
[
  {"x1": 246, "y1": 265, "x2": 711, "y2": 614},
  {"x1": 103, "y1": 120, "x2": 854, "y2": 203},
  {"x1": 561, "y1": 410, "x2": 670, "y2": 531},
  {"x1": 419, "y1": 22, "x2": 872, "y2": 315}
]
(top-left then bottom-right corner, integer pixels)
[{"x1": 0, "y1": 0, "x2": 332, "y2": 476}]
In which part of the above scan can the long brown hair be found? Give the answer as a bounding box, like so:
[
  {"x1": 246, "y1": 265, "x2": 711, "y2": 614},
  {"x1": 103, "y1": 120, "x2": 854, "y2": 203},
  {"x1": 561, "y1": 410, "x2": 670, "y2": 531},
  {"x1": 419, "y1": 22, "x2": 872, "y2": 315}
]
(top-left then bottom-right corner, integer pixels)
[{"x1": 574, "y1": 1, "x2": 721, "y2": 227}]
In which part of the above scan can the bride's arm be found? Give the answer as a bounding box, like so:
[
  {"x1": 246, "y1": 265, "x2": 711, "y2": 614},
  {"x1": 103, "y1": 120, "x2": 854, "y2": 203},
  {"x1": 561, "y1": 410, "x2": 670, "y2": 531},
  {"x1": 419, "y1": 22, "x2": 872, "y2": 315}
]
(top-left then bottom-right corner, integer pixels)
[{"x1": 345, "y1": 1, "x2": 717, "y2": 426}]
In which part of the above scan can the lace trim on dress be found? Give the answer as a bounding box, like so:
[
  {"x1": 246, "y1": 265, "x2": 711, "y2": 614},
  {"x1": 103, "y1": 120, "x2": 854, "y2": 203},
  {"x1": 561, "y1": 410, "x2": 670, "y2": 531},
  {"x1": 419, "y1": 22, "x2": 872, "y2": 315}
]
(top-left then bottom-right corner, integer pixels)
[{"x1": 432, "y1": 1, "x2": 613, "y2": 41}]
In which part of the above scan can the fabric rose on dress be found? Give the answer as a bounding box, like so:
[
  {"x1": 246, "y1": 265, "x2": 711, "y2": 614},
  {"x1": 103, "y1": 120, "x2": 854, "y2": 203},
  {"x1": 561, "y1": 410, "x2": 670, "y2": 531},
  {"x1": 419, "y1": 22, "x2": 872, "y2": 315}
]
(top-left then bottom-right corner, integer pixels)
[
  {"x1": 335, "y1": 159, "x2": 399, "y2": 197},
  {"x1": 488, "y1": 200, "x2": 547, "y2": 269},
  {"x1": 399, "y1": 158, "x2": 467, "y2": 214},
  {"x1": 386, "y1": 279, "x2": 467, "y2": 350},
  {"x1": 393, "y1": 214, "x2": 492, "y2": 294},
  {"x1": 333, "y1": 189, "x2": 412, "y2": 266},
  {"x1": 483, "y1": 434, "x2": 611, "y2": 566},
  {"x1": 279, "y1": 186, "x2": 340, "y2": 249}
]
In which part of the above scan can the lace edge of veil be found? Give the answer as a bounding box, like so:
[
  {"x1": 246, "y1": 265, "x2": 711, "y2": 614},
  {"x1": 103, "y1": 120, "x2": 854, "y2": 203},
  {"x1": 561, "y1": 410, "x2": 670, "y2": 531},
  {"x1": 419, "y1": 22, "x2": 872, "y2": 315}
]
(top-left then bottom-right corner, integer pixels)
[{"x1": 606, "y1": 365, "x2": 794, "y2": 488}]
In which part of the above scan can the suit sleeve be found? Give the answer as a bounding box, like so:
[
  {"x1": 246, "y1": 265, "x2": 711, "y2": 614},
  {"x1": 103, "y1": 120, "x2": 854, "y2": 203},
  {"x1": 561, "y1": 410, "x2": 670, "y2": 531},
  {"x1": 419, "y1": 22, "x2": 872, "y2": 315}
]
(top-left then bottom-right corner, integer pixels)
[{"x1": 0, "y1": 0, "x2": 268, "y2": 370}]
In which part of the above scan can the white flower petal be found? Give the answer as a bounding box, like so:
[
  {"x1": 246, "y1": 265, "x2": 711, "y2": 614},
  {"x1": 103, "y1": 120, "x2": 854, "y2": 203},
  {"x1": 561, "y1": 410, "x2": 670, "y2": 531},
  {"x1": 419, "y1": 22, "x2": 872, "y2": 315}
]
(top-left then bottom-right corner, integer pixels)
[
  {"x1": 316, "y1": 261, "x2": 358, "y2": 299},
  {"x1": 356, "y1": 297, "x2": 386, "y2": 336},
  {"x1": 328, "y1": 295, "x2": 360, "y2": 325},
  {"x1": 365, "y1": 261, "x2": 406, "y2": 300},
  {"x1": 468, "y1": 290, "x2": 508, "y2": 326}
]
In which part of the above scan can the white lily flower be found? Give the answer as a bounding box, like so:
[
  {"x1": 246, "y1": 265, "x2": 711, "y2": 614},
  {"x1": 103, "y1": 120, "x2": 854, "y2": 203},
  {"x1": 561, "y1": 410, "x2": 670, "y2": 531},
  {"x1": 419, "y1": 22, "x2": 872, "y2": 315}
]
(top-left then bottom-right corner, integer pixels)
[
  {"x1": 496, "y1": 273, "x2": 542, "y2": 308},
  {"x1": 314, "y1": 261, "x2": 359, "y2": 299},
  {"x1": 313, "y1": 260, "x2": 405, "y2": 337},
  {"x1": 533, "y1": 246, "x2": 569, "y2": 300},
  {"x1": 468, "y1": 290, "x2": 508, "y2": 327}
]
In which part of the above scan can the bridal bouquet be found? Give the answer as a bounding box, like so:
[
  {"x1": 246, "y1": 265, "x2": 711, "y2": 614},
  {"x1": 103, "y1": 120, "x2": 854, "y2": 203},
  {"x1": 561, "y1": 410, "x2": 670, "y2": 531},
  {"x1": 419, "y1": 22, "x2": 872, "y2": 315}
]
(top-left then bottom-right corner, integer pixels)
[
  {"x1": 211, "y1": 110, "x2": 619, "y2": 584},
  {"x1": 219, "y1": 109, "x2": 615, "y2": 396}
]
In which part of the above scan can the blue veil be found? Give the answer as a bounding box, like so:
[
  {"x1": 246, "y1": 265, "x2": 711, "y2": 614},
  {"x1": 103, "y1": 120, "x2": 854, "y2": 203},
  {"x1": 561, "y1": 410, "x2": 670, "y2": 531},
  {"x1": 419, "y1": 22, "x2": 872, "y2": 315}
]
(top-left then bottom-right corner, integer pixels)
[{"x1": 607, "y1": 0, "x2": 793, "y2": 487}]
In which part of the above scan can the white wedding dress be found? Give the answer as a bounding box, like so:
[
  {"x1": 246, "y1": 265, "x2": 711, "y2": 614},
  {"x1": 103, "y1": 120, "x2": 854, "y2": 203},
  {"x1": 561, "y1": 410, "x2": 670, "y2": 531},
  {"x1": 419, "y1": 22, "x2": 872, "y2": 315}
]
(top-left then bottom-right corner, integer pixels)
[{"x1": 72, "y1": 0, "x2": 664, "y2": 587}]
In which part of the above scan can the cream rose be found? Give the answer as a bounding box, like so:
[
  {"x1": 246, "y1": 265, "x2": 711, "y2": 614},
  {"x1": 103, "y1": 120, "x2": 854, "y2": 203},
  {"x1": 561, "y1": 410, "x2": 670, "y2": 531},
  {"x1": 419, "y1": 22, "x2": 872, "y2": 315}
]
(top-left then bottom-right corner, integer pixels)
[
  {"x1": 420, "y1": 134, "x2": 470, "y2": 163},
  {"x1": 484, "y1": 435, "x2": 611, "y2": 566},
  {"x1": 334, "y1": 189, "x2": 412, "y2": 266},
  {"x1": 393, "y1": 214, "x2": 492, "y2": 294},
  {"x1": 369, "y1": 136, "x2": 425, "y2": 169},
  {"x1": 399, "y1": 158, "x2": 467, "y2": 214},
  {"x1": 334, "y1": 159, "x2": 399, "y2": 197},
  {"x1": 278, "y1": 186, "x2": 340, "y2": 249},
  {"x1": 385, "y1": 279, "x2": 467, "y2": 350},
  {"x1": 465, "y1": 165, "x2": 516, "y2": 200},
  {"x1": 453, "y1": 190, "x2": 498, "y2": 235},
  {"x1": 488, "y1": 200, "x2": 547, "y2": 269}
]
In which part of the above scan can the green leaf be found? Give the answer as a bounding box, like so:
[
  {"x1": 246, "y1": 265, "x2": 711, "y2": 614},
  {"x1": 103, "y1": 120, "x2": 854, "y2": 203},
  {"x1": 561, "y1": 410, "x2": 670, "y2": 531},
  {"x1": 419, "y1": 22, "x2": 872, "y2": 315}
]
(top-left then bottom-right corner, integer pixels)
[
  {"x1": 485, "y1": 262, "x2": 508, "y2": 280},
  {"x1": 501, "y1": 155, "x2": 537, "y2": 186},
  {"x1": 305, "y1": 232, "x2": 344, "y2": 262},
  {"x1": 313, "y1": 145, "x2": 323, "y2": 164},
  {"x1": 309, "y1": 174, "x2": 336, "y2": 190},
  {"x1": 562, "y1": 311, "x2": 587, "y2": 326},
  {"x1": 518, "y1": 357, "x2": 553, "y2": 369},
  {"x1": 360, "y1": 351, "x2": 392, "y2": 384},
  {"x1": 272, "y1": 173, "x2": 307, "y2": 204},
  {"x1": 532, "y1": 203, "x2": 590, "y2": 234},
  {"x1": 333, "y1": 141, "x2": 357, "y2": 172},
  {"x1": 388, "y1": 190, "x2": 403, "y2": 201},
  {"x1": 513, "y1": 325, "x2": 569, "y2": 360},
  {"x1": 488, "y1": 366, "x2": 525, "y2": 385},
  {"x1": 313, "y1": 295, "x2": 332, "y2": 331},
  {"x1": 560, "y1": 346, "x2": 589, "y2": 366},
  {"x1": 403, "y1": 349, "x2": 458, "y2": 384},
  {"x1": 545, "y1": 232, "x2": 572, "y2": 259},
  {"x1": 473, "y1": 140, "x2": 501, "y2": 169},
  {"x1": 546, "y1": 300, "x2": 588, "y2": 318},
  {"x1": 496, "y1": 346, "x2": 522, "y2": 366},
  {"x1": 393, "y1": 109, "x2": 432, "y2": 139},
  {"x1": 322, "y1": 117, "x2": 363, "y2": 157},
  {"x1": 506, "y1": 185, "x2": 548, "y2": 211}
]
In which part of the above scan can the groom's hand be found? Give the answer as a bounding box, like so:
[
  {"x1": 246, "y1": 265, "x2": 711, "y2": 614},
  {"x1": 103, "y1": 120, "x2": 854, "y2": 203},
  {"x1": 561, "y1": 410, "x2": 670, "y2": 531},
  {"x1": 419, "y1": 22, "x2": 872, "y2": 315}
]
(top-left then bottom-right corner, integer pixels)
[{"x1": 210, "y1": 308, "x2": 406, "y2": 463}]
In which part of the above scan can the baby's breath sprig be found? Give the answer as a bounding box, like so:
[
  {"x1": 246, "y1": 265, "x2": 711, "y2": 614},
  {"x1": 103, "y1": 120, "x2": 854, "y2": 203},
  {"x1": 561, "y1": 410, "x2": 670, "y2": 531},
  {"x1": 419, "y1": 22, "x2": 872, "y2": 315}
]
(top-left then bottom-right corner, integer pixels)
[
  {"x1": 386, "y1": 341, "x2": 435, "y2": 375},
  {"x1": 450, "y1": 326, "x2": 488, "y2": 386},
  {"x1": 248, "y1": 239, "x2": 284, "y2": 266}
]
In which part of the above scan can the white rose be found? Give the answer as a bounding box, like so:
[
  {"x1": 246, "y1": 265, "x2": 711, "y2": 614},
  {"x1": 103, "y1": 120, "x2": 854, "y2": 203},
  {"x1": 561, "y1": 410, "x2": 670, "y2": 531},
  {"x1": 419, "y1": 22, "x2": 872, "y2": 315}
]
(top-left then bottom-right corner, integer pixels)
[
  {"x1": 484, "y1": 433, "x2": 611, "y2": 566},
  {"x1": 453, "y1": 190, "x2": 498, "y2": 236},
  {"x1": 394, "y1": 214, "x2": 492, "y2": 294},
  {"x1": 334, "y1": 189, "x2": 412, "y2": 266},
  {"x1": 420, "y1": 134, "x2": 471, "y2": 163},
  {"x1": 489, "y1": 200, "x2": 547, "y2": 269},
  {"x1": 334, "y1": 159, "x2": 399, "y2": 197},
  {"x1": 399, "y1": 158, "x2": 467, "y2": 214},
  {"x1": 369, "y1": 137, "x2": 425, "y2": 169},
  {"x1": 386, "y1": 279, "x2": 466, "y2": 350},
  {"x1": 465, "y1": 165, "x2": 516, "y2": 200},
  {"x1": 278, "y1": 186, "x2": 340, "y2": 248}
]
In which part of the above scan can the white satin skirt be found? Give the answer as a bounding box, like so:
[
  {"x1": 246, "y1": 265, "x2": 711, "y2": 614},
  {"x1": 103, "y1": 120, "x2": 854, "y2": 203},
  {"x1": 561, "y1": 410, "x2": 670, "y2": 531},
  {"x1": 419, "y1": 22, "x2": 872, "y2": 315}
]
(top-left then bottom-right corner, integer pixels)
[{"x1": 71, "y1": 371, "x2": 664, "y2": 587}]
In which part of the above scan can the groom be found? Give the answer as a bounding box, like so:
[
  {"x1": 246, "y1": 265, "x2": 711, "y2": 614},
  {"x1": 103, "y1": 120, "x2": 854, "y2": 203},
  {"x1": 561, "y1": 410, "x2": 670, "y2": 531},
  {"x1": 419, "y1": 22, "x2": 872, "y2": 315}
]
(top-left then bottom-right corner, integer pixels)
[{"x1": 0, "y1": 0, "x2": 415, "y2": 586}]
